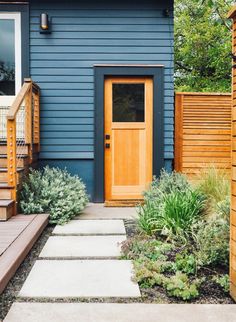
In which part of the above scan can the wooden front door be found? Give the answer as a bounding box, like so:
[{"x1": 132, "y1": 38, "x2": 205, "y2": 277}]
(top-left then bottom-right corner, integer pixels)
[{"x1": 104, "y1": 77, "x2": 153, "y2": 202}]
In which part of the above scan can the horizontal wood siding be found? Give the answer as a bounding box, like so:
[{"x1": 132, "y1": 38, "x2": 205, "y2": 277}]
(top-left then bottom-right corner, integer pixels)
[
  {"x1": 30, "y1": 0, "x2": 174, "y2": 165},
  {"x1": 231, "y1": 10, "x2": 236, "y2": 301},
  {"x1": 174, "y1": 93, "x2": 231, "y2": 177}
]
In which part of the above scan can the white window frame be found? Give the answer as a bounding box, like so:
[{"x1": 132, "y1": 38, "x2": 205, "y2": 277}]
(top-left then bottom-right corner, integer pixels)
[{"x1": 0, "y1": 12, "x2": 22, "y2": 96}]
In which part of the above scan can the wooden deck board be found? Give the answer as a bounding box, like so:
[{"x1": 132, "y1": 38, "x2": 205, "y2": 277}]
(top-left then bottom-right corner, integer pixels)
[
  {"x1": 0, "y1": 214, "x2": 49, "y2": 294},
  {"x1": 0, "y1": 215, "x2": 36, "y2": 256}
]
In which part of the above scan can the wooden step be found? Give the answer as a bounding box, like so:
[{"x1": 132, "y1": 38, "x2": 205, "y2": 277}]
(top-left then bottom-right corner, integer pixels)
[
  {"x1": 0, "y1": 155, "x2": 29, "y2": 168},
  {"x1": 0, "y1": 167, "x2": 25, "y2": 184},
  {"x1": 0, "y1": 200, "x2": 15, "y2": 221},
  {"x1": 0, "y1": 145, "x2": 29, "y2": 155},
  {"x1": 0, "y1": 184, "x2": 14, "y2": 200}
]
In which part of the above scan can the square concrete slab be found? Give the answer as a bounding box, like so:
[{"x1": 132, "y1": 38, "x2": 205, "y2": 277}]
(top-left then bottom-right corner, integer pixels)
[
  {"x1": 78, "y1": 203, "x2": 138, "y2": 220},
  {"x1": 53, "y1": 220, "x2": 126, "y2": 235},
  {"x1": 4, "y1": 303, "x2": 236, "y2": 322},
  {"x1": 18, "y1": 260, "x2": 140, "y2": 298},
  {"x1": 39, "y1": 235, "x2": 126, "y2": 258}
]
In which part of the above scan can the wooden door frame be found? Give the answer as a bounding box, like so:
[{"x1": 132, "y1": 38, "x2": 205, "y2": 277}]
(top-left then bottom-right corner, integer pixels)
[{"x1": 94, "y1": 65, "x2": 164, "y2": 203}]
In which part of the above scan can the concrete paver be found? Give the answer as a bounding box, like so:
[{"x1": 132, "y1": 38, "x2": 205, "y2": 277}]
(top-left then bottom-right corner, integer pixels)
[
  {"x1": 53, "y1": 219, "x2": 126, "y2": 235},
  {"x1": 78, "y1": 203, "x2": 138, "y2": 220},
  {"x1": 18, "y1": 260, "x2": 141, "y2": 298},
  {"x1": 4, "y1": 303, "x2": 236, "y2": 322},
  {"x1": 39, "y1": 235, "x2": 126, "y2": 258}
]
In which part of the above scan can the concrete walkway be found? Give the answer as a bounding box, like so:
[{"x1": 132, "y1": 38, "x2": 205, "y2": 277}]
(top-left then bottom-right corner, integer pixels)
[{"x1": 4, "y1": 204, "x2": 236, "y2": 321}]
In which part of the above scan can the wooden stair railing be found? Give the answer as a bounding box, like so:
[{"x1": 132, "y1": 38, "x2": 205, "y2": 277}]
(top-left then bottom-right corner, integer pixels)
[{"x1": 6, "y1": 78, "x2": 40, "y2": 215}]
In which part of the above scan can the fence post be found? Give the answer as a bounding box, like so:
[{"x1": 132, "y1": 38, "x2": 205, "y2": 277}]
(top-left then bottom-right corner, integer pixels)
[{"x1": 174, "y1": 93, "x2": 183, "y2": 172}]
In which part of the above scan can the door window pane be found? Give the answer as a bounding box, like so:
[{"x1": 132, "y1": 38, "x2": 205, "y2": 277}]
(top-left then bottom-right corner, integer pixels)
[
  {"x1": 0, "y1": 19, "x2": 15, "y2": 95},
  {"x1": 112, "y1": 83, "x2": 145, "y2": 122}
]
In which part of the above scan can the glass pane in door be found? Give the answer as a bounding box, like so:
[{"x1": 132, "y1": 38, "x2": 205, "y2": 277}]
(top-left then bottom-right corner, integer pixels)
[
  {"x1": 112, "y1": 83, "x2": 145, "y2": 122},
  {"x1": 0, "y1": 19, "x2": 15, "y2": 95}
]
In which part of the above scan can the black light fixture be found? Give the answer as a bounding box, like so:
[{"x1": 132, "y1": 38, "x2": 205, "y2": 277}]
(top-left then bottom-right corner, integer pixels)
[{"x1": 40, "y1": 13, "x2": 51, "y2": 34}]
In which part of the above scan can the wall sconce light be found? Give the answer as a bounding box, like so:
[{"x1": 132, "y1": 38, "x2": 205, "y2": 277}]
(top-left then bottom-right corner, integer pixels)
[{"x1": 40, "y1": 13, "x2": 51, "y2": 34}]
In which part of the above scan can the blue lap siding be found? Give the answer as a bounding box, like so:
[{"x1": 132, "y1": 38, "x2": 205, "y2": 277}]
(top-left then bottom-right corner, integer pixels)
[{"x1": 29, "y1": 0, "x2": 174, "y2": 198}]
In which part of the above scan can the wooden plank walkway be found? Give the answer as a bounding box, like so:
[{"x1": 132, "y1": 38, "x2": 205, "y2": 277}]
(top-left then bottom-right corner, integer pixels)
[
  {"x1": 0, "y1": 214, "x2": 49, "y2": 294},
  {"x1": 0, "y1": 215, "x2": 36, "y2": 256}
]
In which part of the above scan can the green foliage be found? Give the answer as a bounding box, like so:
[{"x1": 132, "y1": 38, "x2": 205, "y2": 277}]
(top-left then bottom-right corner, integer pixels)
[
  {"x1": 193, "y1": 217, "x2": 229, "y2": 267},
  {"x1": 144, "y1": 170, "x2": 190, "y2": 202},
  {"x1": 20, "y1": 166, "x2": 89, "y2": 224},
  {"x1": 127, "y1": 167, "x2": 230, "y2": 301},
  {"x1": 216, "y1": 197, "x2": 230, "y2": 222},
  {"x1": 121, "y1": 238, "x2": 174, "y2": 262},
  {"x1": 175, "y1": 252, "x2": 197, "y2": 275},
  {"x1": 196, "y1": 166, "x2": 230, "y2": 204},
  {"x1": 213, "y1": 274, "x2": 230, "y2": 293},
  {"x1": 163, "y1": 272, "x2": 201, "y2": 300},
  {"x1": 138, "y1": 171, "x2": 205, "y2": 241},
  {"x1": 159, "y1": 190, "x2": 205, "y2": 241},
  {"x1": 134, "y1": 262, "x2": 201, "y2": 300},
  {"x1": 175, "y1": 0, "x2": 233, "y2": 92}
]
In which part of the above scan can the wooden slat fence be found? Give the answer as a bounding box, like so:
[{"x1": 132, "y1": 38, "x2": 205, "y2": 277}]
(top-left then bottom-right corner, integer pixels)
[
  {"x1": 174, "y1": 92, "x2": 232, "y2": 178},
  {"x1": 228, "y1": 5, "x2": 236, "y2": 302}
]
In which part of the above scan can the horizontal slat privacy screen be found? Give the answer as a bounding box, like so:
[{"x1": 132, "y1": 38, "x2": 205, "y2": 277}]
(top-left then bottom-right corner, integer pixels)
[
  {"x1": 174, "y1": 92, "x2": 231, "y2": 178},
  {"x1": 229, "y1": 5, "x2": 236, "y2": 302}
]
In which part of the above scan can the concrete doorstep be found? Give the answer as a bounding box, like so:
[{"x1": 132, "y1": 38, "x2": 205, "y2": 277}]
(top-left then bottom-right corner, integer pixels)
[{"x1": 53, "y1": 219, "x2": 126, "y2": 235}]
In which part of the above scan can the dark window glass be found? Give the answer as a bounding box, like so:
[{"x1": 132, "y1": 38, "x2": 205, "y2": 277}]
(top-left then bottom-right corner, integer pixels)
[
  {"x1": 0, "y1": 19, "x2": 15, "y2": 95},
  {"x1": 112, "y1": 83, "x2": 145, "y2": 122}
]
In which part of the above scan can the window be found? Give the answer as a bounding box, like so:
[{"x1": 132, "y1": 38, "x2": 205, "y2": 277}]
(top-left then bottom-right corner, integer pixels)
[{"x1": 112, "y1": 83, "x2": 145, "y2": 122}]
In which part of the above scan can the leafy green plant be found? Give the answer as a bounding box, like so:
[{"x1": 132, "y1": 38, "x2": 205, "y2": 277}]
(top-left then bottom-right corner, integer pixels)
[
  {"x1": 175, "y1": 252, "x2": 197, "y2": 275},
  {"x1": 138, "y1": 171, "x2": 206, "y2": 240},
  {"x1": 175, "y1": 0, "x2": 232, "y2": 92},
  {"x1": 216, "y1": 197, "x2": 230, "y2": 222},
  {"x1": 134, "y1": 262, "x2": 201, "y2": 300},
  {"x1": 144, "y1": 170, "x2": 190, "y2": 202},
  {"x1": 196, "y1": 166, "x2": 230, "y2": 204},
  {"x1": 121, "y1": 237, "x2": 173, "y2": 262},
  {"x1": 138, "y1": 189, "x2": 205, "y2": 241},
  {"x1": 20, "y1": 166, "x2": 89, "y2": 224},
  {"x1": 213, "y1": 274, "x2": 230, "y2": 293},
  {"x1": 193, "y1": 217, "x2": 229, "y2": 267},
  {"x1": 137, "y1": 200, "x2": 161, "y2": 235},
  {"x1": 159, "y1": 190, "x2": 206, "y2": 241},
  {"x1": 163, "y1": 272, "x2": 201, "y2": 300}
]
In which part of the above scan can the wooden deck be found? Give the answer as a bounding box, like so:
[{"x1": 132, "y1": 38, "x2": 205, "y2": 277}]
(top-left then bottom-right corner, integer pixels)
[{"x1": 0, "y1": 214, "x2": 49, "y2": 294}]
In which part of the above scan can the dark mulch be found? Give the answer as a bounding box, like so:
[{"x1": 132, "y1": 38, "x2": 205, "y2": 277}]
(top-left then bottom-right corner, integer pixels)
[
  {"x1": 123, "y1": 220, "x2": 234, "y2": 304},
  {"x1": 0, "y1": 225, "x2": 55, "y2": 320}
]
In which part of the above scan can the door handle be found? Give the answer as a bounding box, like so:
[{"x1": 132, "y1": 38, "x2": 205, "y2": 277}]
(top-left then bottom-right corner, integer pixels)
[{"x1": 105, "y1": 143, "x2": 110, "y2": 148}]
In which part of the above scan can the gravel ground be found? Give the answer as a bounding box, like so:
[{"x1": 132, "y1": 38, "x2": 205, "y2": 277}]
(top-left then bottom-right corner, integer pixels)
[{"x1": 0, "y1": 225, "x2": 55, "y2": 320}]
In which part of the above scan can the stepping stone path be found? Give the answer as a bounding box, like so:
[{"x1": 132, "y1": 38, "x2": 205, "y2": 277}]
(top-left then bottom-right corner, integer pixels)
[
  {"x1": 4, "y1": 204, "x2": 235, "y2": 322},
  {"x1": 4, "y1": 204, "x2": 142, "y2": 321}
]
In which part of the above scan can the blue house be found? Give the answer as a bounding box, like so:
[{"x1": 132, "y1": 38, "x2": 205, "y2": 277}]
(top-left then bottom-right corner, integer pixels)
[{"x1": 0, "y1": 0, "x2": 174, "y2": 208}]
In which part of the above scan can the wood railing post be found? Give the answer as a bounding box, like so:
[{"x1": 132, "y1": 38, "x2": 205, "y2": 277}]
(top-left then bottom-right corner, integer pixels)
[
  {"x1": 174, "y1": 93, "x2": 184, "y2": 172},
  {"x1": 7, "y1": 119, "x2": 17, "y2": 192},
  {"x1": 33, "y1": 86, "x2": 40, "y2": 151},
  {"x1": 24, "y1": 79, "x2": 33, "y2": 162}
]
